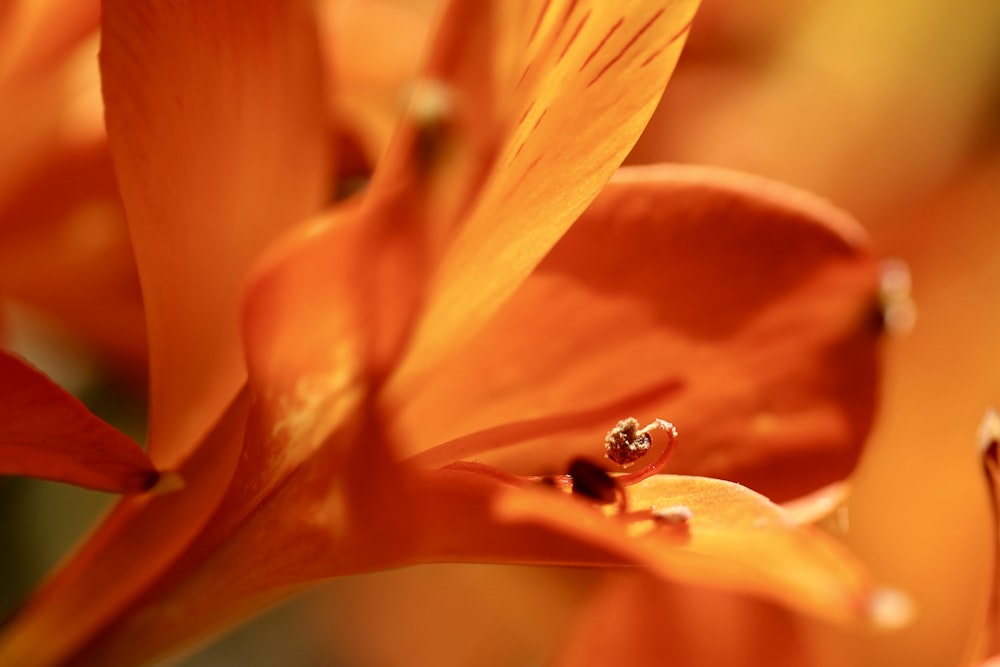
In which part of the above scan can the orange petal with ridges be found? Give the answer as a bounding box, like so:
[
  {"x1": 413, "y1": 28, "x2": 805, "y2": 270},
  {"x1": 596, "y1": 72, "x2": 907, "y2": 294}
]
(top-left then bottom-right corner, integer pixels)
[
  {"x1": 386, "y1": 0, "x2": 701, "y2": 398},
  {"x1": 0, "y1": 350, "x2": 156, "y2": 492},
  {"x1": 394, "y1": 164, "x2": 879, "y2": 501},
  {"x1": 100, "y1": 0, "x2": 331, "y2": 466}
]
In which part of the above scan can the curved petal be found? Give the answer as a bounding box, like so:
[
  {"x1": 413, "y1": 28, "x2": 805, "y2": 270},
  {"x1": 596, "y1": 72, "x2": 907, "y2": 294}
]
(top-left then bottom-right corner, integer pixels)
[
  {"x1": 383, "y1": 0, "x2": 700, "y2": 397},
  {"x1": 100, "y1": 0, "x2": 331, "y2": 466},
  {"x1": 0, "y1": 350, "x2": 156, "y2": 492},
  {"x1": 392, "y1": 164, "x2": 880, "y2": 501}
]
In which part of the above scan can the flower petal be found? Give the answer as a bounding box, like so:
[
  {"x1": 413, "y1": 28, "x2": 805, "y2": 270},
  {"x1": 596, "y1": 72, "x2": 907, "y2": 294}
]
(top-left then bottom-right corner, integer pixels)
[
  {"x1": 0, "y1": 387, "x2": 251, "y2": 666},
  {"x1": 393, "y1": 164, "x2": 880, "y2": 501},
  {"x1": 100, "y1": 0, "x2": 331, "y2": 466},
  {"x1": 377, "y1": 0, "x2": 701, "y2": 396},
  {"x1": 0, "y1": 350, "x2": 156, "y2": 492},
  {"x1": 496, "y1": 473, "x2": 876, "y2": 623}
]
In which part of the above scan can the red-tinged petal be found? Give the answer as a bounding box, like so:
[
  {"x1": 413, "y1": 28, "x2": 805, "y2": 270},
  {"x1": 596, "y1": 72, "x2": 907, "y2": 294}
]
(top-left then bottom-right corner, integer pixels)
[
  {"x1": 101, "y1": 0, "x2": 331, "y2": 466},
  {"x1": 553, "y1": 572, "x2": 817, "y2": 667},
  {"x1": 383, "y1": 0, "x2": 700, "y2": 397},
  {"x1": 0, "y1": 387, "x2": 251, "y2": 667},
  {"x1": 0, "y1": 350, "x2": 156, "y2": 492},
  {"x1": 393, "y1": 164, "x2": 880, "y2": 501},
  {"x1": 496, "y1": 474, "x2": 878, "y2": 623}
]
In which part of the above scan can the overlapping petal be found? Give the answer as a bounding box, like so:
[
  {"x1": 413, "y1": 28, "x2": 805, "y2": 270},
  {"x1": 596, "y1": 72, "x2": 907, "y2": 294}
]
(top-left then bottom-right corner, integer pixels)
[
  {"x1": 495, "y1": 473, "x2": 874, "y2": 622},
  {"x1": 0, "y1": 389, "x2": 250, "y2": 666},
  {"x1": 385, "y1": 0, "x2": 701, "y2": 395},
  {"x1": 0, "y1": 350, "x2": 156, "y2": 492},
  {"x1": 247, "y1": 0, "x2": 701, "y2": 438},
  {"x1": 100, "y1": 0, "x2": 331, "y2": 466},
  {"x1": 395, "y1": 164, "x2": 879, "y2": 501}
]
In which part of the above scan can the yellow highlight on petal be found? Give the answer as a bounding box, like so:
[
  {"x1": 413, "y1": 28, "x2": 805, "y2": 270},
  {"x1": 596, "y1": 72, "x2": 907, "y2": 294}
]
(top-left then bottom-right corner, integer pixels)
[{"x1": 270, "y1": 340, "x2": 364, "y2": 468}]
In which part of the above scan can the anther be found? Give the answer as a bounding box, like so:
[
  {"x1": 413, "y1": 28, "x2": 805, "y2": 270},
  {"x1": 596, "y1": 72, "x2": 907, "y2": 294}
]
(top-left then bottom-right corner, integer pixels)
[
  {"x1": 612, "y1": 418, "x2": 679, "y2": 487},
  {"x1": 567, "y1": 458, "x2": 622, "y2": 507},
  {"x1": 408, "y1": 78, "x2": 454, "y2": 166},
  {"x1": 877, "y1": 259, "x2": 916, "y2": 336},
  {"x1": 605, "y1": 417, "x2": 651, "y2": 466}
]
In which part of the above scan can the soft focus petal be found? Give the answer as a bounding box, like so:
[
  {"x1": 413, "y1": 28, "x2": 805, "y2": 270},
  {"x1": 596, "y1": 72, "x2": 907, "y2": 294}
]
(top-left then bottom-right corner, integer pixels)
[
  {"x1": 396, "y1": 164, "x2": 879, "y2": 501},
  {"x1": 100, "y1": 0, "x2": 331, "y2": 466},
  {"x1": 0, "y1": 0, "x2": 98, "y2": 88},
  {"x1": 319, "y1": 0, "x2": 437, "y2": 166},
  {"x1": 553, "y1": 571, "x2": 816, "y2": 667},
  {"x1": 0, "y1": 137, "x2": 147, "y2": 379},
  {"x1": 0, "y1": 350, "x2": 156, "y2": 492}
]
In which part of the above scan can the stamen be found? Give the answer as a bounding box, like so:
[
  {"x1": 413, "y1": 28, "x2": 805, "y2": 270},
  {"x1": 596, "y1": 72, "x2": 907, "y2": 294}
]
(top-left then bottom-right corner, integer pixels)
[
  {"x1": 567, "y1": 458, "x2": 626, "y2": 512},
  {"x1": 878, "y1": 259, "x2": 916, "y2": 336},
  {"x1": 613, "y1": 418, "x2": 679, "y2": 486},
  {"x1": 604, "y1": 417, "x2": 650, "y2": 466}
]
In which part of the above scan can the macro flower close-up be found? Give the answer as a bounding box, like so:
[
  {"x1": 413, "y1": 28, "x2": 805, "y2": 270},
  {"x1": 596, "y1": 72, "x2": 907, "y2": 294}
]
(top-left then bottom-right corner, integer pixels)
[{"x1": 1, "y1": 1, "x2": 998, "y2": 666}]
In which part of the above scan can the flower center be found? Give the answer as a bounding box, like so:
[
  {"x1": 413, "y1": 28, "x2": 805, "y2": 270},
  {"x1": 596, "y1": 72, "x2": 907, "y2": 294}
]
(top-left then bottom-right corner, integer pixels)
[{"x1": 534, "y1": 418, "x2": 679, "y2": 516}]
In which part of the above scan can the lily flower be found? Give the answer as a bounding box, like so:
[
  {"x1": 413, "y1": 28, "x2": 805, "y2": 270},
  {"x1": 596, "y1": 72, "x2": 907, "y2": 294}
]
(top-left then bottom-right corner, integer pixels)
[{"x1": 1, "y1": 0, "x2": 896, "y2": 664}]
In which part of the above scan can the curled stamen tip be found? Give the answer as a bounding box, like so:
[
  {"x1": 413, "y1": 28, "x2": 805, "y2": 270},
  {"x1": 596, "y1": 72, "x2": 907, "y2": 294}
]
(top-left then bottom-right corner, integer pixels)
[
  {"x1": 652, "y1": 505, "x2": 693, "y2": 524},
  {"x1": 605, "y1": 417, "x2": 651, "y2": 467},
  {"x1": 866, "y1": 587, "x2": 915, "y2": 630},
  {"x1": 977, "y1": 406, "x2": 1000, "y2": 457},
  {"x1": 150, "y1": 470, "x2": 185, "y2": 495}
]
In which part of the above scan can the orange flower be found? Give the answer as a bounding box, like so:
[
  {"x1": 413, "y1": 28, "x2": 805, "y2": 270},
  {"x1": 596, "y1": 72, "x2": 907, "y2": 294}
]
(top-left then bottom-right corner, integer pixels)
[{"x1": 0, "y1": 0, "x2": 899, "y2": 664}]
